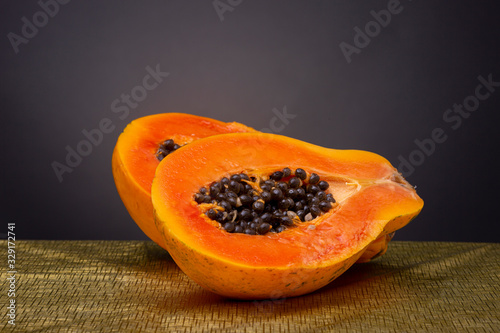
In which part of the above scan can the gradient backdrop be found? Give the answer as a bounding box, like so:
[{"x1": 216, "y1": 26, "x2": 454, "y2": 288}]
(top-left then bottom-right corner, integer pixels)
[{"x1": 1, "y1": 0, "x2": 499, "y2": 242}]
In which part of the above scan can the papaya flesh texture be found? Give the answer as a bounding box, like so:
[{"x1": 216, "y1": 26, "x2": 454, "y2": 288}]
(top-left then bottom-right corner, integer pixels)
[
  {"x1": 152, "y1": 132, "x2": 423, "y2": 300},
  {"x1": 112, "y1": 113, "x2": 254, "y2": 250}
]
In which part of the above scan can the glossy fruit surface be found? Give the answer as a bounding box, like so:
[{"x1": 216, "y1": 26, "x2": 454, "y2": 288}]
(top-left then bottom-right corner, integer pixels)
[
  {"x1": 152, "y1": 133, "x2": 423, "y2": 299},
  {"x1": 112, "y1": 113, "x2": 254, "y2": 249}
]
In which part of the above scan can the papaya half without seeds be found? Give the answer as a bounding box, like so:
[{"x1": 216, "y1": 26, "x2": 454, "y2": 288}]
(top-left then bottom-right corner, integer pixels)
[
  {"x1": 111, "y1": 113, "x2": 255, "y2": 250},
  {"x1": 151, "y1": 132, "x2": 423, "y2": 299}
]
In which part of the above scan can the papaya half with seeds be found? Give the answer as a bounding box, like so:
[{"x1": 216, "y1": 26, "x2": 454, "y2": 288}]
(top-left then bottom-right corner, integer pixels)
[
  {"x1": 112, "y1": 113, "x2": 255, "y2": 250},
  {"x1": 151, "y1": 132, "x2": 423, "y2": 299}
]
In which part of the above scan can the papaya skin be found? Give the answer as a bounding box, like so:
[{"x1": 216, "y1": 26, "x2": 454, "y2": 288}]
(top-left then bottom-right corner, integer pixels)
[
  {"x1": 112, "y1": 113, "x2": 255, "y2": 250},
  {"x1": 152, "y1": 133, "x2": 423, "y2": 299},
  {"x1": 356, "y1": 232, "x2": 395, "y2": 263}
]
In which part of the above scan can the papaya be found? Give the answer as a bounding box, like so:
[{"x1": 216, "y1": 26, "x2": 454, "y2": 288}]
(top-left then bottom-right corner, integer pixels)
[
  {"x1": 111, "y1": 113, "x2": 254, "y2": 250},
  {"x1": 151, "y1": 132, "x2": 423, "y2": 299}
]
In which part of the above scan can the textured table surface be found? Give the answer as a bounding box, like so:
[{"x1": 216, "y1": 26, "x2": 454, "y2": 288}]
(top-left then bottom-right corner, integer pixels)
[{"x1": 1, "y1": 240, "x2": 499, "y2": 332}]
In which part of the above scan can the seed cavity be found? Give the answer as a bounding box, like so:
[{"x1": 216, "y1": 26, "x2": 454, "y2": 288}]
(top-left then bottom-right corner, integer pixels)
[
  {"x1": 194, "y1": 168, "x2": 337, "y2": 235},
  {"x1": 156, "y1": 139, "x2": 182, "y2": 161}
]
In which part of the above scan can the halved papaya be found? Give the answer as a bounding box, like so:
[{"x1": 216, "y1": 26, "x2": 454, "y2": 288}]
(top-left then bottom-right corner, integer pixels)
[
  {"x1": 112, "y1": 113, "x2": 255, "y2": 249},
  {"x1": 152, "y1": 132, "x2": 423, "y2": 299}
]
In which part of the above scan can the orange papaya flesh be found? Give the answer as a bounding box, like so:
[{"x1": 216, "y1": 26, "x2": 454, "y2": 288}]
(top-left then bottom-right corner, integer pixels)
[
  {"x1": 152, "y1": 133, "x2": 423, "y2": 299},
  {"x1": 112, "y1": 113, "x2": 254, "y2": 250}
]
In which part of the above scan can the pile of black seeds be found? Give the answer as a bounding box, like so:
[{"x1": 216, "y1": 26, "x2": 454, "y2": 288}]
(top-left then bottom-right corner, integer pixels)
[
  {"x1": 156, "y1": 139, "x2": 181, "y2": 161},
  {"x1": 194, "y1": 167, "x2": 336, "y2": 235}
]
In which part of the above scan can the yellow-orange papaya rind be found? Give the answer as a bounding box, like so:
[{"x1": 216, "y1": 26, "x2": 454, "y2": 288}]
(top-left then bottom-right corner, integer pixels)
[
  {"x1": 112, "y1": 113, "x2": 255, "y2": 249},
  {"x1": 152, "y1": 132, "x2": 423, "y2": 299}
]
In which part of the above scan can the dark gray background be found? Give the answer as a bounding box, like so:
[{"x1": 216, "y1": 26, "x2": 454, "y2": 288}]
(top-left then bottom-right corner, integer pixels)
[{"x1": 1, "y1": 0, "x2": 499, "y2": 242}]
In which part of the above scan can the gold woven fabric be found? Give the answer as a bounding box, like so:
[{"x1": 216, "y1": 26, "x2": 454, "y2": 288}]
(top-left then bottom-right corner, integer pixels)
[{"x1": 1, "y1": 241, "x2": 498, "y2": 332}]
